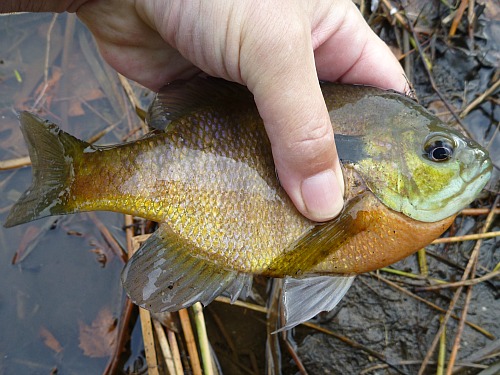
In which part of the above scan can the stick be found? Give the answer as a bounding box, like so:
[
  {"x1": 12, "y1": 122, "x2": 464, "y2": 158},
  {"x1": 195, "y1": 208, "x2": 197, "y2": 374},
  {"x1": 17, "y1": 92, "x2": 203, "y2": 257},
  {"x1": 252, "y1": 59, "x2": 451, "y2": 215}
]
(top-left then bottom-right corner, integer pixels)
[
  {"x1": 416, "y1": 270, "x2": 500, "y2": 291},
  {"x1": 0, "y1": 156, "x2": 31, "y2": 170},
  {"x1": 102, "y1": 299, "x2": 135, "y2": 375},
  {"x1": 432, "y1": 231, "x2": 499, "y2": 244},
  {"x1": 167, "y1": 329, "x2": 184, "y2": 375},
  {"x1": 437, "y1": 316, "x2": 446, "y2": 375},
  {"x1": 460, "y1": 79, "x2": 500, "y2": 118},
  {"x1": 153, "y1": 319, "x2": 177, "y2": 375},
  {"x1": 178, "y1": 309, "x2": 202, "y2": 375},
  {"x1": 139, "y1": 308, "x2": 159, "y2": 375}
]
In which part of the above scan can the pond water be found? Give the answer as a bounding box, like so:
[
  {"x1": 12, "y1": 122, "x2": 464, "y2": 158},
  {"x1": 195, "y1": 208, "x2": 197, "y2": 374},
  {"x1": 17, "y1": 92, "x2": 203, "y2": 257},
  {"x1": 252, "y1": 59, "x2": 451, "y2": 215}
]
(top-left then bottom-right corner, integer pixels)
[{"x1": 0, "y1": 13, "x2": 149, "y2": 374}]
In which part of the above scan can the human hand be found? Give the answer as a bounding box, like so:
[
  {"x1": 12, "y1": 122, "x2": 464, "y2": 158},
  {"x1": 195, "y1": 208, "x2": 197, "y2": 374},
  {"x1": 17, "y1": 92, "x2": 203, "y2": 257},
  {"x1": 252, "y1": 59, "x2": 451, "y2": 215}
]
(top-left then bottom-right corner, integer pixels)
[{"x1": 2, "y1": 0, "x2": 407, "y2": 221}]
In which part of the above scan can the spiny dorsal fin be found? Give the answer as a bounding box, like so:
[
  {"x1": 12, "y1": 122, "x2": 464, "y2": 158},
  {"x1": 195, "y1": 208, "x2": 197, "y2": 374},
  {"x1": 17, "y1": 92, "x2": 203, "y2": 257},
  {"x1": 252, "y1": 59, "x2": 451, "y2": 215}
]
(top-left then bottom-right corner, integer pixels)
[
  {"x1": 148, "y1": 76, "x2": 254, "y2": 131},
  {"x1": 121, "y1": 224, "x2": 251, "y2": 312}
]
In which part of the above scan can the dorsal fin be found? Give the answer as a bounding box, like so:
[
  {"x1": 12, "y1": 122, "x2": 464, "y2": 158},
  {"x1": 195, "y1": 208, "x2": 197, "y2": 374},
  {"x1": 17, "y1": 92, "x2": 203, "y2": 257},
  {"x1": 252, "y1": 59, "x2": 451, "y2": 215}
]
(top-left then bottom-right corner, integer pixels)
[{"x1": 148, "y1": 76, "x2": 254, "y2": 131}]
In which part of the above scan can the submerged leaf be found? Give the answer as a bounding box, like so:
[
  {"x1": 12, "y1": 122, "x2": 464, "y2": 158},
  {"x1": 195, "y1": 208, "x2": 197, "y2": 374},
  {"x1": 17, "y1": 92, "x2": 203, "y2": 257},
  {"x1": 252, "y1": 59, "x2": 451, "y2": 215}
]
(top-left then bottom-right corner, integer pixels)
[
  {"x1": 78, "y1": 307, "x2": 117, "y2": 358},
  {"x1": 40, "y1": 326, "x2": 63, "y2": 354}
]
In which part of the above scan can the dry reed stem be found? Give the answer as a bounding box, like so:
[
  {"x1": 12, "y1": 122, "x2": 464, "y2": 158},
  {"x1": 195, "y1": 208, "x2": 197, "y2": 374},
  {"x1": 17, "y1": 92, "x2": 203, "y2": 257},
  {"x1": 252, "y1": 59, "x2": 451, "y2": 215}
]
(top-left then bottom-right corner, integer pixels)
[
  {"x1": 418, "y1": 195, "x2": 499, "y2": 374},
  {"x1": 32, "y1": 13, "x2": 58, "y2": 110},
  {"x1": 130, "y1": 227, "x2": 160, "y2": 375},
  {"x1": 88, "y1": 212, "x2": 127, "y2": 263},
  {"x1": 374, "y1": 275, "x2": 494, "y2": 339},
  {"x1": 402, "y1": 3, "x2": 467, "y2": 132},
  {"x1": 449, "y1": 0, "x2": 469, "y2": 37},
  {"x1": 0, "y1": 156, "x2": 31, "y2": 170},
  {"x1": 417, "y1": 270, "x2": 500, "y2": 291},
  {"x1": 445, "y1": 196, "x2": 498, "y2": 374},
  {"x1": 153, "y1": 319, "x2": 177, "y2": 375},
  {"x1": 417, "y1": 248, "x2": 429, "y2": 276},
  {"x1": 432, "y1": 231, "x2": 499, "y2": 244},
  {"x1": 302, "y1": 322, "x2": 407, "y2": 375},
  {"x1": 102, "y1": 298, "x2": 135, "y2": 375},
  {"x1": 178, "y1": 308, "x2": 203, "y2": 375},
  {"x1": 117, "y1": 73, "x2": 149, "y2": 128},
  {"x1": 192, "y1": 302, "x2": 214, "y2": 375},
  {"x1": 167, "y1": 329, "x2": 184, "y2": 375},
  {"x1": 460, "y1": 79, "x2": 500, "y2": 118},
  {"x1": 139, "y1": 308, "x2": 160, "y2": 375},
  {"x1": 437, "y1": 316, "x2": 447, "y2": 375},
  {"x1": 461, "y1": 208, "x2": 500, "y2": 216}
]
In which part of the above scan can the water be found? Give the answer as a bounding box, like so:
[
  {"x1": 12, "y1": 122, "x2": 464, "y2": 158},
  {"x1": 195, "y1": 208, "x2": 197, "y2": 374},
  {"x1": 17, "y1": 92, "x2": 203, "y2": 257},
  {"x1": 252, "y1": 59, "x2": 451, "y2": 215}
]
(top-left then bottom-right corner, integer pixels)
[{"x1": 0, "y1": 13, "x2": 147, "y2": 374}]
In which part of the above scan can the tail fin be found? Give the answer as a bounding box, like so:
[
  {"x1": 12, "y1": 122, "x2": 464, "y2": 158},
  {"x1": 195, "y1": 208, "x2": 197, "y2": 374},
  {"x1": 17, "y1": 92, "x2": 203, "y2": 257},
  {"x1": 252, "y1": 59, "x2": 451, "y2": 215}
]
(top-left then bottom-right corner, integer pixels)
[{"x1": 4, "y1": 112, "x2": 89, "y2": 228}]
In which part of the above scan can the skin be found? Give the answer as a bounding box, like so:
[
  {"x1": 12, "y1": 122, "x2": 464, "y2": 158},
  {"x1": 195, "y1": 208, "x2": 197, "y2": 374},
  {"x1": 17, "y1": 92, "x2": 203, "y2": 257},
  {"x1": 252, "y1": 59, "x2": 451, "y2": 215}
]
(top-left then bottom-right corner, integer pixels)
[{"x1": 0, "y1": 0, "x2": 407, "y2": 221}]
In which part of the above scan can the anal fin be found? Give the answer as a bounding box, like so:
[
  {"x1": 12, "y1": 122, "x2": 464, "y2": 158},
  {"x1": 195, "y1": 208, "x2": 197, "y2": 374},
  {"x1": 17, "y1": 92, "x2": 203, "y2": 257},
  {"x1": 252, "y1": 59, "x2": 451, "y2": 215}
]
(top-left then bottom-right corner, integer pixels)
[
  {"x1": 121, "y1": 225, "x2": 251, "y2": 312},
  {"x1": 278, "y1": 275, "x2": 355, "y2": 331}
]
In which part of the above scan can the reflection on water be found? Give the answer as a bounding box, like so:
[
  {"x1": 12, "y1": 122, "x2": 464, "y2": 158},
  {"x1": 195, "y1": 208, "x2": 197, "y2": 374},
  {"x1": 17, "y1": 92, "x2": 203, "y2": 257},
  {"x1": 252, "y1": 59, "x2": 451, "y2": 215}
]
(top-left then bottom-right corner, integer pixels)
[{"x1": 0, "y1": 13, "x2": 148, "y2": 374}]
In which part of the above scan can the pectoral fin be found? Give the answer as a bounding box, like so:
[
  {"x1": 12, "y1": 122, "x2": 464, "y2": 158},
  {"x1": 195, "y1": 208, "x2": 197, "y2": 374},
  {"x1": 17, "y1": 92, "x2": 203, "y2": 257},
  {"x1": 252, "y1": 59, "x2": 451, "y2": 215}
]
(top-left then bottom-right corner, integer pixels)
[
  {"x1": 267, "y1": 194, "x2": 365, "y2": 275},
  {"x1": 278, "y1": 275, "x2": 355, "y2": 331},
  {"x1": 121, "y1": 225, "x2": 251, "y2": 312}
]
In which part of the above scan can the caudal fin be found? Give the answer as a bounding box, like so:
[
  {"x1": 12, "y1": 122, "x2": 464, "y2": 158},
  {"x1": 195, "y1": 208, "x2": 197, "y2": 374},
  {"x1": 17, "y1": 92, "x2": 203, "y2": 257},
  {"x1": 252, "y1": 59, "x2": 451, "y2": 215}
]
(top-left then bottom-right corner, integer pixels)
[{"x1": 4, "y1": 112, "x2": 89, "y2": 228}]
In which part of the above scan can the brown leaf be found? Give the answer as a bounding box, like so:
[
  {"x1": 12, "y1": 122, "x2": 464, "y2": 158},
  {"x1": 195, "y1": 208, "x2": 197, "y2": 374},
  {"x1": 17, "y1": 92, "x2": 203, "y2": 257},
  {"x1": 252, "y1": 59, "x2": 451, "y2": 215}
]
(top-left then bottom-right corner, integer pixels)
[
  {"x1": 78, "y1": 307, "x2": 117, "y2": 358},
  {"x1": 40, "y1": 326, "x2": 63, "y2": 354}
]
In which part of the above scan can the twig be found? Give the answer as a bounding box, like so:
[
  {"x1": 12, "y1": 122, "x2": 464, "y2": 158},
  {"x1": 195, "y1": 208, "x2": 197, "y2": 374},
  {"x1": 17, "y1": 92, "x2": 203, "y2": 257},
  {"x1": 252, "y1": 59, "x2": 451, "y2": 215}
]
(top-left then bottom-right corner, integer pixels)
[
  {"x1": 167, "y1": 329, "x2": 184, "y2": 375},
  {"x1": 127, "y1": 218, "x2": 159, "y2": 374},
  {"x1": 102, "y1": 299, "x2": 135, "y2": 375},
  {"x1": 446, "y1": 196, "x2": 499, "y2": 374},
  {"x1": 32, "y1": 13, "x2": 58, "y2": 110},
  {"x1": 283, "y1": 331, "x2": 308, "y2": 375},
  {"x1": 0, "y1": 156, "x2": 31, "y2": 170},
  {"x1": 87, "y1": 212, "x2": 127, "y2": 263},
  {"x1": 449, "y1": 0, "x2": 469, "y2": 37},
  {"x1": 380, "y1": 0, "x2": 407, "y2": 28},
  {"x1": 432, "y1": 231, "x2": 499, "y2": 244},
  {"x1": 379, "y1": 267, "x2": 446, "y2": 284},
  {"x1": 139, "y1": 308, "x2": 159, "y2": 375},
  {"x1": 58, "y1": 13, "x2": 76, "y2": 127},
  {"x1": 417, "y1": 248, "x2": 428, "y2": 276},
  {"x1": 460, "y1": 208, "x2": 500, "y2": 216},
  {"x1": 192, "y1": 303, "x2": 214, "y2": 375},
  {"x1": 117, "y1": 74, "x2": 148, "y2": 125},
  {"x1": 152, "y1": 319, "x2": 177, "y2": 375},
  {"x1": 215, "y1": 296, "x2": 268, "y2": 314},
  {"x1": 418, "y1": 195, "x2": 499, "y2": 374},
  {"x1": 402, "y1": 3, "x2": 468, "y2": 132},
  {"x1": 373, "y1": 275, "x2": 494, "y2": 339},
  {"x1": 179, "y1": 308, "x2": 203, "y2": 375},
  {"x1": 416, "y1": 270, "x2": 500, "y2": 291},
  {"x1": 437, "y1": 316, "x2": 446, "y2": 375},
  {"x1": 460, "y1": 78, "x2": 500, "y2": 118},
  {"x1": 302, "y1": 322, "x2": 409, "y2": 375}
]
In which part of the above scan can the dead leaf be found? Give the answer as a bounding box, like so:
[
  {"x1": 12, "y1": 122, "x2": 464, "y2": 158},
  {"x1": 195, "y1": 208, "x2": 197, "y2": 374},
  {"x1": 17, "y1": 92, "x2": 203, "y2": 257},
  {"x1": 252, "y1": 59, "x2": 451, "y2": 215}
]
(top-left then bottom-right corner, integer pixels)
[
  {"x1": 78, "y1": 307, "x2": 117, "y2": 358},
  {"x1": 40, "y1": 326, "x2": 63, "y2": 354}
]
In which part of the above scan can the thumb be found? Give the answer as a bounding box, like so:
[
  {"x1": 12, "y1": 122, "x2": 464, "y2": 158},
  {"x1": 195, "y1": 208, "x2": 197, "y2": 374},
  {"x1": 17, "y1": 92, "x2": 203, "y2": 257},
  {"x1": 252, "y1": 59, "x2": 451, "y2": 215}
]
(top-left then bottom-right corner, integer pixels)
[{"x1": 243, "y1": 26, "x2": 344, "y2": 222}]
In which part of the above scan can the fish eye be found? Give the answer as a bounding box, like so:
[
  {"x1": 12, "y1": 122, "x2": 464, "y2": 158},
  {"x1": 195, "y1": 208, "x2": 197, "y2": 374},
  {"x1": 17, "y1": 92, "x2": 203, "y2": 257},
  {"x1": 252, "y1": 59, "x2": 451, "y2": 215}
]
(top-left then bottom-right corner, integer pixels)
[{"x1": 424, "y1": 136, "x2": 454, "y2": 162}]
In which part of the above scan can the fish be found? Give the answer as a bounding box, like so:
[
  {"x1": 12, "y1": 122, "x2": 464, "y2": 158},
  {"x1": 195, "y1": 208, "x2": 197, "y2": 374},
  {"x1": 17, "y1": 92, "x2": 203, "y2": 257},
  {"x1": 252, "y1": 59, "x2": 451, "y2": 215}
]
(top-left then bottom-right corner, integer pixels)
[{"x1": 4, "y1": 76, "x2": 492, "y2": 330}]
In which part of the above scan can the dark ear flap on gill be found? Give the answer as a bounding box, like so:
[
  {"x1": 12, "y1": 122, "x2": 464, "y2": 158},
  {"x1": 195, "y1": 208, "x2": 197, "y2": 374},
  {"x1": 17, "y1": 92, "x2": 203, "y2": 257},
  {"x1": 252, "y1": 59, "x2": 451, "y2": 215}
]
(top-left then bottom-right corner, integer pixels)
[{"x1": 148, "y1": 76, "x2": 255, "y2": 131}]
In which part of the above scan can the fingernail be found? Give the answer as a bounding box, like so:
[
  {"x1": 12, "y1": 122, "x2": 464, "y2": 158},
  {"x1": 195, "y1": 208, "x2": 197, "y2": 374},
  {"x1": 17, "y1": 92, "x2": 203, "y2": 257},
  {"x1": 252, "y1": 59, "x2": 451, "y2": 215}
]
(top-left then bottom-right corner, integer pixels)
[{"x1": 301, "y1": 170, "x2": 343, "y2": 221}]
